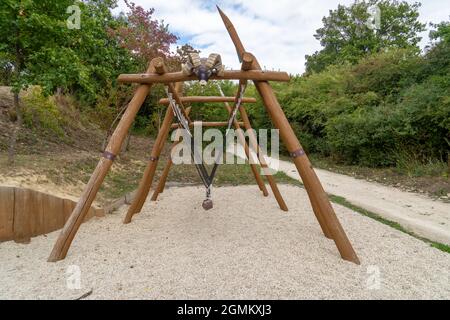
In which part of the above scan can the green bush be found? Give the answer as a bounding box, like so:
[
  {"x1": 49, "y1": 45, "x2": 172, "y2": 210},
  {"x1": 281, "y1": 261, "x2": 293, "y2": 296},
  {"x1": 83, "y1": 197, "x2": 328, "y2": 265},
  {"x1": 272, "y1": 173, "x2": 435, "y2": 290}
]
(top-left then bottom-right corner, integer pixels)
[
  {"x1": 325, "y1": 106, "x2": 398, "y2": 166},
  {"x1": 163, "y1": 46, "x2": 449, "y2": 172},
  {"x1": 21, "y1": 87, "x2": 65, "y2": 137}
]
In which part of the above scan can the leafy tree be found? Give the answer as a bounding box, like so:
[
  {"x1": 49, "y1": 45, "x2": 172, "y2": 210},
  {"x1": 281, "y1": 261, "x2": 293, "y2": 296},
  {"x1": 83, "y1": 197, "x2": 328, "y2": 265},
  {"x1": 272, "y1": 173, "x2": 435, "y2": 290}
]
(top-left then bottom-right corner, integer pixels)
[
  {"x1": 430, "y1": 20, "x2": 450, "y2": 44},
  {"x1": 305, "y1": 0, "x2": 425, "y2": 73},
  {"x1": 0, "y1": 0, "x2": 141, "y2": 162},
  {"x1": 0, "y1": 0, "x2": 74, "y2": 163},
  {"x1": 423, "y1": 19, "x2": 450, "y2": 77},
  {"x1": 108, "y1": 0, "x2": 178, "y2": 71}
]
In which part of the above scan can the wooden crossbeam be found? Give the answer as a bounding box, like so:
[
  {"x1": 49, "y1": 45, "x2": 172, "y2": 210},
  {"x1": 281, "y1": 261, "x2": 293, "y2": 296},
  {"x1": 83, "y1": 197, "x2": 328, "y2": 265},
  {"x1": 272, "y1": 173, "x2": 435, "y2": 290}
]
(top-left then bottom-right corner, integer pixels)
[
  {"x1": 159, "y1": 96, "x2": 257, "y2": 105},
  {"x1": 170, "y1": 121, "x2": 244, "y2": 129},
  {"x1": 118, "y1": 70, "x2": 290, "y2": 84}
]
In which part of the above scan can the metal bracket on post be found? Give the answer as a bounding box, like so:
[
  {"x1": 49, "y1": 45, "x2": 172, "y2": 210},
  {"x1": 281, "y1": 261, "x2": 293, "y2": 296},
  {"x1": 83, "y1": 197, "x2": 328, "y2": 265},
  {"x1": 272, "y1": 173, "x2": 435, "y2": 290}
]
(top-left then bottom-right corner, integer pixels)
[
  {"x1": 290, "y1": 149, "x2": 305, "y2": 159},
  {"x1": 103, "y1": 151, "x2": 117, "y2": 161}
]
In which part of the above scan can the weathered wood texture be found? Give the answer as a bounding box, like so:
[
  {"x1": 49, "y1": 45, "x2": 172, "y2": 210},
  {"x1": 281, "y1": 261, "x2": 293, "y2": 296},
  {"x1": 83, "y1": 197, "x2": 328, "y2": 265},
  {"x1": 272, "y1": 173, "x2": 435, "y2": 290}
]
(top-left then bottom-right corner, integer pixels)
[
  {"x1": 47, "y1": 59, "x2": 160, "y2": 262},
  {"x1": 0, "y1": 187, "x2": 103, "y2": 243},
  {"x1": 123, "y1": 71, "x2": 181, "y2": 224},
  {"x1": 0, "y1": 186, "x2": 14, "y2": 242},
  {"x1": 170, "y1": 121, "x2": 244, "y2": 129},
  {"x1": 118, "y1": 70, "x2": 290, "y2": 84},
  {"x1": 159, "y1": 96, "x2": 257, "y2": 105},
  {"x1": 151, "y1": 107, "x2": 192, "y2": 201}
]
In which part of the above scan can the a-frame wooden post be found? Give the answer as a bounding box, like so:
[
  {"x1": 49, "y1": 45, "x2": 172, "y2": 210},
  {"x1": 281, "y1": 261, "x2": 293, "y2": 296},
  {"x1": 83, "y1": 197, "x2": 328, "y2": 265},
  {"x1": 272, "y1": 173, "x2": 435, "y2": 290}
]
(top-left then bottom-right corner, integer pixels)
[
  {"x1": 123, "y1": 102, "x2": 174, "y2": 223},
  {"x1": 150, "y1": 106, "x2": 192, "y2": 201},
  {"x1": 236, "y1": 104, "x2": 288, "y2": 211},
  {"x1": 47, "y1": 58, "x2": 161, "y2": 262},
  {"x1": 217, "y1": 7, "x2": 359, "y2": 264},
  {"x1": 219, "y1": 86, "x2": 288, "y2": 211},
  {"x1": 124, "y1": 60, "x2": 183, "y2": 223}
]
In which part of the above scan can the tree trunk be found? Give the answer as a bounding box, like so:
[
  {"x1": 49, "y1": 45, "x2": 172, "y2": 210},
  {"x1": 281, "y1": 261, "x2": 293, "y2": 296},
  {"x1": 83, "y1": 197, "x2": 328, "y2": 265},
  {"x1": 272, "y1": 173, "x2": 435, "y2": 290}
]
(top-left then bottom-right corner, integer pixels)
[
  {"x1": 9, "y1": 7, "x2": 23, "y2": 165},
  {"x1": 8, "y1": 92, "x2": 22, "y2": 165}
]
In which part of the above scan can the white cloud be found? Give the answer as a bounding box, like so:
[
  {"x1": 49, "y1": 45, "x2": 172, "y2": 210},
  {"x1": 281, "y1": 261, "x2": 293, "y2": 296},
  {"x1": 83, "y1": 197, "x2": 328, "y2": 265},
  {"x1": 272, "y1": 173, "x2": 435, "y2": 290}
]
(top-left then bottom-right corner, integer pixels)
[{"x1": 114, "y1": 0, "x2": 450, "y2": 74}]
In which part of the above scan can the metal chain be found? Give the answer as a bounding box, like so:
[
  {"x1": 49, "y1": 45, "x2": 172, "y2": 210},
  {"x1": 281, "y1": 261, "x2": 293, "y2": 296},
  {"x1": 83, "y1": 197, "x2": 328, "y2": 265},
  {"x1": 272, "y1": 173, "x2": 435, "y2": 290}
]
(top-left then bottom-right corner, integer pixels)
[
  {"x1": 210, "y1": 83, "x2": 247, "y2": 176},
  {"x1": 166, "y1": 87, "x2": 211, "y2": 189},
  {"x1": 165, "y1": 83, "x2": 247, "y2": 205}
]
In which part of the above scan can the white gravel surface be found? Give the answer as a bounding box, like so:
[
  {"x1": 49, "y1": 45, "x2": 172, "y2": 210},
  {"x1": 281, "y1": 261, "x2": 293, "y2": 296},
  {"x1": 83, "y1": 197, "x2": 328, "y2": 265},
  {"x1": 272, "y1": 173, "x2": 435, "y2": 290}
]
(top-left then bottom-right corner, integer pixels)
[
  {"x1": 229, "y1": 143, "x2": 450, "y2": 245},
  {"x1": 1, "y1": 185, "x2": 449, "y2": 300}
]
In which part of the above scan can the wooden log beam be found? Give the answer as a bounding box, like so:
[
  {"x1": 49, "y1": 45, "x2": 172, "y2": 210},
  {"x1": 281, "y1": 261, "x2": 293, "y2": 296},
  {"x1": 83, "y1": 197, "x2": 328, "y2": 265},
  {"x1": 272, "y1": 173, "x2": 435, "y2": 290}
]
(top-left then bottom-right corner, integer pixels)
[
  {"x1": 123, "y1": 61, "x2": 178, "y2": 223},
  {"x1": 217, "y1": 85, "x2": 269, "y2": 197},
  {"x1": 154, "y1": 58, "x2": 165, "y2": 75},
  {"x1": 159, "y1": 96, "x2": 257, "y2": 105},
  {"x1": 238, "y1": 105, "x2": 288, "y2": 212},
  {"x1": 218, "y1": 6, "x2": 360, "y2": 264},
  {"x1": 241, "y1": 52, "x2": 254, "y2": 71},
  {"x1": 151, "y1": 107, "x2": 192, "y2": 201},
  {"x1": 170, "y1": 121, "x2": 244, "y2": 129},
  {"x1": 118, "y1": 70, "x2": 290, "y2": 84},
  {"x1": 228, "y1": 78, "x2": 288, "y2": 211},
  {"x1": 48, "y1": 58, "x2": 160, "y2": 262}
]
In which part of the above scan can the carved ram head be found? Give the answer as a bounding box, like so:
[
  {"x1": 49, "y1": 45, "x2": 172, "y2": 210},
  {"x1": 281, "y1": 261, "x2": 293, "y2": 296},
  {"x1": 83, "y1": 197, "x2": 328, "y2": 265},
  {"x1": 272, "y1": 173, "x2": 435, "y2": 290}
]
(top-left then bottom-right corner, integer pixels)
[{"x1": 182, "y1": 53, "x2": 225, "y2": 86}]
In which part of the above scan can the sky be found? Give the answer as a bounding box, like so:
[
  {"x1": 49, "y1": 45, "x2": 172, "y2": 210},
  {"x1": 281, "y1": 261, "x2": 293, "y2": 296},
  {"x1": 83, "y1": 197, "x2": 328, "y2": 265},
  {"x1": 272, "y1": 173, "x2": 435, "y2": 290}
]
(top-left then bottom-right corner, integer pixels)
[{"x1": 114, "y1": 0, "x2": 450, "y2": 74}]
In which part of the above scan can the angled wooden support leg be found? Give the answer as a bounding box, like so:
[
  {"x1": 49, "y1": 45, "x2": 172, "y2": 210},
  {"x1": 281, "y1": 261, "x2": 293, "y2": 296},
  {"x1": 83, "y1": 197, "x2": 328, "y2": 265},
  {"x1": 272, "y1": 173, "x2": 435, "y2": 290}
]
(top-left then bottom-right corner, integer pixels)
[
  {"x1": 150, "y1": 156, "x2": 172, "y2": 201},
  {"x1": 218, "y1": 87, "x2": 268, "y2": 197},
  {"x1": 123, "y1": 105, "x2": 174, "y2": 223},
  {"x1": 229, "y1": 113, "x2": 269, "y2": 197},
  {"x1": 255, "y1": 82, "x2": 357, "y2": 262},
  {"x1": 240, "y1": 137, "x2": 269, "y2": 197},
  {"x1": 238, "y1": 106, "x2": 288, "y2": 211},
  {"x1": 47, "y1": 59, "x2": 160, "y2": 262},
  {"x1": 218, "y1": 7, "x2": 358, "y2": 263},
  {"x1": 151, "y1": 107, "x2": 192, "y2": 201},
  {"x1": 124, "y1": 73, "x2": 182, "y2": 223}
]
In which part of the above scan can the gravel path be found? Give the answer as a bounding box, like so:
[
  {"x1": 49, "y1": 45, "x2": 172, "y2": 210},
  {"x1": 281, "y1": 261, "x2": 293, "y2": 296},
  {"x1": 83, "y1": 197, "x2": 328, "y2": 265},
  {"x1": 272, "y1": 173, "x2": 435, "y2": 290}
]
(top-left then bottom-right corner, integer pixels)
[
  {"x1": 1, "y1": 185, "x2": 449, "y2": 300},
  {"x1": 229, "y1": 144, "x2": 450, "y2": 245}
]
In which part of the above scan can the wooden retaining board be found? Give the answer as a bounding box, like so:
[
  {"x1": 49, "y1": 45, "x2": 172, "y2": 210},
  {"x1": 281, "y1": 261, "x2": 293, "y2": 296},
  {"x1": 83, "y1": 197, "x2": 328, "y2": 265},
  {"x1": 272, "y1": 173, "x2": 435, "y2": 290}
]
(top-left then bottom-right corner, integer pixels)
[
  {"x1": 0, "y1": 186, "x2": 14, "y2": 242},
  {"x1": 0, "y1": 187, "x2": 105, "y2": 243}
]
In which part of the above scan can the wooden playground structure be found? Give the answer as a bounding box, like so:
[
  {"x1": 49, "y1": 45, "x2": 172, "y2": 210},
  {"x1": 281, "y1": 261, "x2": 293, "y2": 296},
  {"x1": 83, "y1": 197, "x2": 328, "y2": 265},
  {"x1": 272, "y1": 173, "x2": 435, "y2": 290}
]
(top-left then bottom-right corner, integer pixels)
[{"x1": 48, "y1": 7, "x2": 360, "y2": 264}]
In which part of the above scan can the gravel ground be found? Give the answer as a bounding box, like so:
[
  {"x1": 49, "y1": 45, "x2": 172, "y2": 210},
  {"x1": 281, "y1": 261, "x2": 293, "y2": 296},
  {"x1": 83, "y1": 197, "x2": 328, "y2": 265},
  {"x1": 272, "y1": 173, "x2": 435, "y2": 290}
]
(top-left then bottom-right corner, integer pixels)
[
  {"x1": 1, "y1": 185, "x2": 449, "y2": 300},
  {"x1": 231, "y1": 144, "x2": 450, "y2": 245}
]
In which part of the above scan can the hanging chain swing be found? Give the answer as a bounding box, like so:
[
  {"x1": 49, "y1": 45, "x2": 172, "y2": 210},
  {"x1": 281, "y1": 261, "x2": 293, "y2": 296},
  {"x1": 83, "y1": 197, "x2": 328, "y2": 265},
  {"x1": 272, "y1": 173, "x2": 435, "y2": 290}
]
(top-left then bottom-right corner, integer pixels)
[{"x1": 165, "y1": 82, "x2": 247, "y2": 210}]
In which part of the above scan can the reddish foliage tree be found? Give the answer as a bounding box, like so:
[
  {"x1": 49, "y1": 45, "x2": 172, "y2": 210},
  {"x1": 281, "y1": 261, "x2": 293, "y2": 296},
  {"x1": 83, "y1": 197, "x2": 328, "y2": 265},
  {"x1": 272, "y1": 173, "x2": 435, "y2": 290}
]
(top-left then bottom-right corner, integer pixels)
[{"x1": 109, "y1": 0, "x2": 178, "y2": 69}]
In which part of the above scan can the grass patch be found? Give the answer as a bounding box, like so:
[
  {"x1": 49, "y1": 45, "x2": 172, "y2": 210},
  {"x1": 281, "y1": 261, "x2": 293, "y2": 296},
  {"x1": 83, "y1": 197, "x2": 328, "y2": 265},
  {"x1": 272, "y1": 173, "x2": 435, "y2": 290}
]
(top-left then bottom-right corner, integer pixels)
[
  {"x1": 166, "y1": 154, "x2": 301, "y2": 187},
  {"x1": 328, "y1": 194, "x2": 450, "y2": 254},
  {"x1": 102, "y1": 170, "x2": 142, "y2": 200},
  {"x1": 266, "y1": 166, "x2": 450, "y2": 255}
]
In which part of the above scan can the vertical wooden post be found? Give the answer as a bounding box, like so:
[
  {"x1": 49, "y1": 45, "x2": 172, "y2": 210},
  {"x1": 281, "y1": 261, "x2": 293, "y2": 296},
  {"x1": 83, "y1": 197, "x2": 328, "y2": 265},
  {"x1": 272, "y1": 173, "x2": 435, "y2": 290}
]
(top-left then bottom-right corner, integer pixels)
[
  {"x1": 48, "y1": 58, "x2": 160, "y2": 262},
  {"x1": 231, "y1": 124, "x2": 269, "y2": 197},
  {"x1": 150, "y1": 157, "x2": 171, "y2": 200},
  {"x1": 124, "y1": 63, "x2": 181, "y2": 223},
  {"x1": 151, "y1": 107, "x2": 192, "y2": 201},
  {"x1": 216, "y1": 88, "x2": 267, "y2": 197},
  {"x1": 123, "y1": 104, "x2": 174, "y2": 223},
  {"x1": 218, "y1": 7, "x2": 358, "y2": 263},
  {"x1": 238, "y1": 106, "x2": 288, "y2": 211}
]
